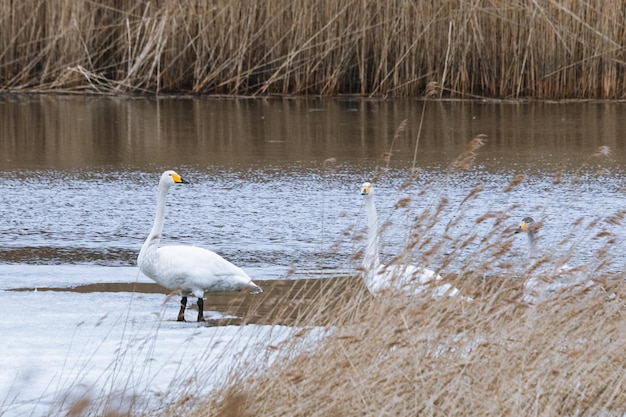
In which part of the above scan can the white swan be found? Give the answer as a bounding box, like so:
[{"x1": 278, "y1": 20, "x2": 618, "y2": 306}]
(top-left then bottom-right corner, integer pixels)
[
  {"x1": 138, "y1": 170, "x2": 262, "y2": 322},
  {"x1": 515, "y1": 216, "x2": 592, "y2": 303},
  {"x1": 360, "y1": 182, "x2": 461, "y2": 298}
]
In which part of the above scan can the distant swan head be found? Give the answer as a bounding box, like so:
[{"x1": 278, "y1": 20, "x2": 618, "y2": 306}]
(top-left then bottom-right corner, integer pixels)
[
  {"x1": 161, "y1": 170, "x2": 189, "y2": 187},
  {"x1": 515, "y1": 216, "x2": 535, "y2": 234},
  {"x1": 515, "y1": 217, "x2": 538, "y2": 249},
  {"x1": 361, "y1": 182, "x2": 372, "y2": 196}
]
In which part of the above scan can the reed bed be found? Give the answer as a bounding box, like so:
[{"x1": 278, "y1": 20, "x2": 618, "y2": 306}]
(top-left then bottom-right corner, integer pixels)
[
  {"x1": 2, "y1": 1, "x2": 626, "y2": 98},
  {"x1": 199, "y1": 286, "x2": 626, "y2": 417},
  {"x1": 152, "y1": 142, "x2": 624, "y2": 416}
]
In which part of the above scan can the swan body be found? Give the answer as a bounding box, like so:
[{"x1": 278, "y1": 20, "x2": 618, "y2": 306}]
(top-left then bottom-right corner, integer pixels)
[
  {"x1": 515, "y1": 217, "x2": 592, "y2": 303},
  {"x1": 138, "y1": 170, "x2": 262, "y2": 322},
  {"x1": 365, "y1": 263, "x2": 456, "y2": 298},
  {"x1": 360, "y1": 182, "x2": 460, "y2": 298}
]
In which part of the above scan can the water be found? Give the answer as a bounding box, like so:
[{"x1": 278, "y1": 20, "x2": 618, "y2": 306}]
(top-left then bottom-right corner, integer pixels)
[
  {"x1": 2, "y1": 96, "x2": 626, "y2": 415},
  {"x1": 0, "y1": 96, "x2": 625, "y2": 283}
]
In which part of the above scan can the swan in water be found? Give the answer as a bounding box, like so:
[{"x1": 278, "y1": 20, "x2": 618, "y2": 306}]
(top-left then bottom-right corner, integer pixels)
[
  {"x1": 360, "y1": 182, "x2": 461, "y2": 298},
  {"x1": 515, "y1": 217, "x2": 592, "y2": 303},
  {"x1": 138, "y1": 170, "x2": 262, "y2": 322}
]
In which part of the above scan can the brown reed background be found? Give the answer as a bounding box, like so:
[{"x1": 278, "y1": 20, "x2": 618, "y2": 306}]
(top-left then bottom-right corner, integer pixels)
[{"x1": 2, "y1": 0, "x2": 626, "y2": 98}]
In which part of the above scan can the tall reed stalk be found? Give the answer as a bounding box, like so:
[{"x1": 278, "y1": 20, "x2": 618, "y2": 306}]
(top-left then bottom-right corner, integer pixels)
[{"x1": 1, "y1": 1, "x2": 626, "y2": 98}]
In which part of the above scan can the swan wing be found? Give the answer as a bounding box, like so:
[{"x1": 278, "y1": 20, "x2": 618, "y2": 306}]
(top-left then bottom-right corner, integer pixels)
[
  {"x1": 523, "y1": 270, "x2": 594, "y2": 304},
  {"x1": 402, "y1": 265, "x2": 460, "y2": 297},
  {"x1": 369, "y1": 264, "x2": 459, "y2": 297},
  {"x1": 147, "y1": 245, "x2": 258, "y2": 295}
]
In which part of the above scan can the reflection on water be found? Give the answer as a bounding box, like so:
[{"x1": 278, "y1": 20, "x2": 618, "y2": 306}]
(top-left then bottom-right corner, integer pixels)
[
  {"x1": 2, "y1": 96, "x2": 626, "y2": 171},
  {"x1": 0, "y1": 96, "x2": 625, "y2": 278}
]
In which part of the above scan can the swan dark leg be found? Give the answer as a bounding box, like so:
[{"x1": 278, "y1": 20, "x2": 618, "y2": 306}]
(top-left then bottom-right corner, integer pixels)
[
  {"x1": 177, "y1": 296, "x2": 187, "y2": 322},
  {"x1": 197, "y1": 297, "x2": 205, "y2": 322}
]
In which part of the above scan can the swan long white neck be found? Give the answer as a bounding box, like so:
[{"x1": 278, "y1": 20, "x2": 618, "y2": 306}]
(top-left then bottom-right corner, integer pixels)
[
  {"x1": 149, "y1": 180, "x2": 171, "y2": 243},
  {"x1": 363, "y1": 194, "x2": 381, "y2": 273},
  {"x1": 138, "y1": 179, "x2": 171, "y2": 267},
  {"x1": 527, "y1": 231, "x2": 537, "y2": 259}
]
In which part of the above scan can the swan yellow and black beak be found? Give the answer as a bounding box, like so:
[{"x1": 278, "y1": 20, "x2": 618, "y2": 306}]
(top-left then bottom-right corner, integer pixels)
[
  {"x1": 361, "y1": 182, "x2": 372, "y2": 196},
  {"x1": 515, "y1": 217, "x2": 534, "y2": 234},
  {"x1": 170, "y1": 172, "x2": 189, "y2": 184}
]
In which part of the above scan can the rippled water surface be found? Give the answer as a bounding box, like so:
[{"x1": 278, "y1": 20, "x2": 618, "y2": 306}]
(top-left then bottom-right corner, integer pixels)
[{"x1": 1, "y1": 96, "x2": 626, "y2": 281}]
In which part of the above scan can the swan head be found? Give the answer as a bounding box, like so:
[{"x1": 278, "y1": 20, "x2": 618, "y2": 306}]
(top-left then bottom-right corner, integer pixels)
[
  {"x1": 515, "y1": 217, "x2": 535, "y2": 234},
  {"x1": 361, "y1": 182, "x2": 373, "y2": 196},
  {"x1": 160, "y1": 170, "x2": 189, "y2": 187}
]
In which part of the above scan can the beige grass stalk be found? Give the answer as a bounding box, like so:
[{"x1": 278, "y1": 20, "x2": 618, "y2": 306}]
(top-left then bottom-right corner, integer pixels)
[{"x1": 198, "y1": 272, "x2": 624, "y2": 416}]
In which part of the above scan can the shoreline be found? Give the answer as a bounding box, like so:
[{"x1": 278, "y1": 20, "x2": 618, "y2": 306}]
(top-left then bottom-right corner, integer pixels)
[{"x1": 7, "y1": 276, "x2": 366, "y2": 326}]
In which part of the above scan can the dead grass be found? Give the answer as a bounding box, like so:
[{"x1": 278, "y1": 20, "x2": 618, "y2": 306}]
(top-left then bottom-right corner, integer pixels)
[
  {"x1": 2, "y1": 1, "x2": 626, "y2": 97},
  {"x1": 163, "y1": 142, "x2": 626, "y2": 417},
  {"x1": 199, "y1": 283, "x2": 626, "y2": 417}
]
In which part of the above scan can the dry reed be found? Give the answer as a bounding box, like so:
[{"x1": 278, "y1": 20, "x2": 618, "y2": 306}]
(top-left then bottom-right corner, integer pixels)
[
  {"x1": 167, "y1": 141, "x2": 625, "y2": 416},
  {"x1": 2, "y1": 1, "x2": 626, "y2": 98},
  {"x1": 190, "y1": 202, "x2": 626, "y2": 417}
]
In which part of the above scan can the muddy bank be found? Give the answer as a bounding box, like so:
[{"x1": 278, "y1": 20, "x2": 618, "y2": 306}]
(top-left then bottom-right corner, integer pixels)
[{"x1": 9, "y1": 276, "x2": 371, "y2": 327}]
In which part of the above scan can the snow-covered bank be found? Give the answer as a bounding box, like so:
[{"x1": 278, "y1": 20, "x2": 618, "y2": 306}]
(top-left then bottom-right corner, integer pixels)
[{"x1": 0, "y1": 266, "x2": 319, "y2": 416}]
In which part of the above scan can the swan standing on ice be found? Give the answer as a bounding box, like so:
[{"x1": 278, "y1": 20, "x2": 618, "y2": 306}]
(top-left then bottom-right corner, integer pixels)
[
  {"x1": 138, "y1": 170, "x2": 262, "y2": 322},
  {"x1": 515, "y1": 216, "x2": 592, "y2": 303},
  {"x1": 360, "y1": 182, "x2": 460, "y2": 298}
]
